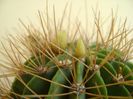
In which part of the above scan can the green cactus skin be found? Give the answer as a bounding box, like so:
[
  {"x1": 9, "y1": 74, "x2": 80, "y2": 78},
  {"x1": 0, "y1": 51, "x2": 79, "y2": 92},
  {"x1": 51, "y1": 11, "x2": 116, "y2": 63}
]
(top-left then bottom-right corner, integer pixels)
[{"x1": 9, "y1": 37, "x2": 133, "y2": 99}]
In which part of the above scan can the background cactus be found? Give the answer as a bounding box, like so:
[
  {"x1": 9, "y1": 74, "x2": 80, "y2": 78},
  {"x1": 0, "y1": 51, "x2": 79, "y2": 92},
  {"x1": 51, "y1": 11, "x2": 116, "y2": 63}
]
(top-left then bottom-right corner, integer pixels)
[{"x1": 0, "y1": 3, "x2": 133, "y2": 99}]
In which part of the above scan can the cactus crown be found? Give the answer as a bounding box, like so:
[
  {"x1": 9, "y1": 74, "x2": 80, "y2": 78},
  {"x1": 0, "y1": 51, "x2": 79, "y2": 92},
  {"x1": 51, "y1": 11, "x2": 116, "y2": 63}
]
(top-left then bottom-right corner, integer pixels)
[{"x1": 0, "y1": 3, "x2": 133, "y2": 99}]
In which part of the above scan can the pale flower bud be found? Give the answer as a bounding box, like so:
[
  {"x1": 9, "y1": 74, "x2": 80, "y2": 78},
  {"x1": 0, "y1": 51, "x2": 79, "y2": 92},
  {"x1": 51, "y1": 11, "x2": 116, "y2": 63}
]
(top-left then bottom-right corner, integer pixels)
[
  {"x1": 56, "y1": 31, "x2": 67, "y2": 49},
  {"x1": 74, "y1": 38, "x2": 86, "y2": 58},
  {"x1": 52, "y1": 31, "x2": 67, "y2": 53}
]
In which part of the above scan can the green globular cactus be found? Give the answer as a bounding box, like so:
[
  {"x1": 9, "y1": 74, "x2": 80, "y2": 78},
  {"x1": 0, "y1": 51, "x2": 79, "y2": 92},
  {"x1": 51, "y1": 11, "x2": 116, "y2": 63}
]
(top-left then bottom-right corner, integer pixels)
[
  {"x1": 7, "y1": 31, "x2": 133, "y2": 99},
  {"x1": 0, "y1": 6, "x2": 133, "y2": 99}
]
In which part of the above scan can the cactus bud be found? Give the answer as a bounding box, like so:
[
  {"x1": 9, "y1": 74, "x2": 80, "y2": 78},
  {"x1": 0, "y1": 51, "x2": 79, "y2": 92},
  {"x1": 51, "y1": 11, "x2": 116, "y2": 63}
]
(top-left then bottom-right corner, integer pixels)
[
  {"x1": 55, "y1": 31, "x2": 67, "y2": 49},
  {"x1": 74, "y1": 38, "x2": 86, "y2": 58},
  {"x1": 51, "y1": 31, "x2": 67, "y2": 53}
]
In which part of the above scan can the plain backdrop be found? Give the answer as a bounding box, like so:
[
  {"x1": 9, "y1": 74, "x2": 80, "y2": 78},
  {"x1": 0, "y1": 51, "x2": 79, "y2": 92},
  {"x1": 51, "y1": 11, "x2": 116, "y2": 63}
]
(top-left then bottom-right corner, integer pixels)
[{"x1": 0, "y1": 0, "x2": 133, "y2": 36}]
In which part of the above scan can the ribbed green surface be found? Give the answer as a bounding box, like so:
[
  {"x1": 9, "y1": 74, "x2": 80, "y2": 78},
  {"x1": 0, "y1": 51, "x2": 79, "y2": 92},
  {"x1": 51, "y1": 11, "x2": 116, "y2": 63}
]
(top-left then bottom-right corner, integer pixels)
[{"x1": 10, "y1": 46, "x2": 133, "y2": 99}]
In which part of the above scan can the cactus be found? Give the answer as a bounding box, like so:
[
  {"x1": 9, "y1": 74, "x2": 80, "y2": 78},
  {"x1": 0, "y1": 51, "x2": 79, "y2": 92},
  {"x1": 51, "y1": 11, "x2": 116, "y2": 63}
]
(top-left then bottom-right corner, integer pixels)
[{"x1": 0, "y1": 4, "x2": 133, "y2": 99}]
